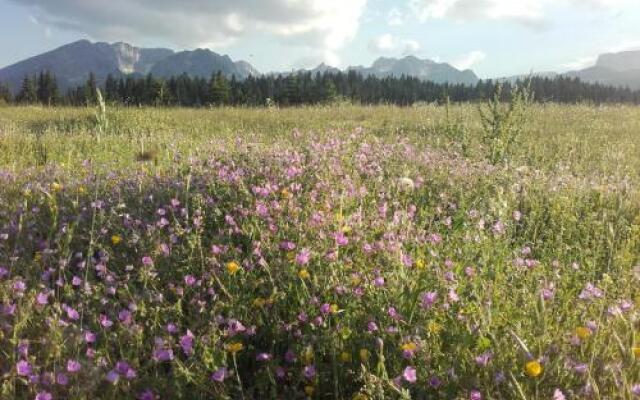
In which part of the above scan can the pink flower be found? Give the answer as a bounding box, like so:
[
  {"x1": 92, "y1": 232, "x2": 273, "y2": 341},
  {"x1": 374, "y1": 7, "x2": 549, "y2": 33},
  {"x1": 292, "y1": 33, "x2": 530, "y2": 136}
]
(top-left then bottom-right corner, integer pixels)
[
  {"x1": 402, "y1": 366, "x2": 417, "y2": 383},
  {"x1": 295, "y1": 249, "x2": 311, "y2": 266}
]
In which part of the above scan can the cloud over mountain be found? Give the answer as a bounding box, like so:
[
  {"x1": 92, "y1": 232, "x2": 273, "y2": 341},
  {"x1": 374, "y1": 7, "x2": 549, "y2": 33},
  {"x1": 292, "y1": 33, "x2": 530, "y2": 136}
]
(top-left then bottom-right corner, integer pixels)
[{"x1": 8, "y1": 0, "x2": 368, "y2": 65}]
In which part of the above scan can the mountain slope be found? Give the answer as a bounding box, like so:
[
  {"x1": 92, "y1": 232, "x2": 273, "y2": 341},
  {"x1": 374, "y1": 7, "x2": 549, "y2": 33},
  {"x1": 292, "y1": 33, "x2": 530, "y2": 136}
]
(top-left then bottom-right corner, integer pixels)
[
  {"x1": 0, "y1": 40, "x2": 260, "y2": 94},
  {"x1": 149, "y1": 49, "x2": 256, "y2": 80},
  {"x1": 565, "y1": 50, "x2": 640, "y2": 89},
  {"x1": 348, "y1": 56, "x2": 478, "y2": 85}
]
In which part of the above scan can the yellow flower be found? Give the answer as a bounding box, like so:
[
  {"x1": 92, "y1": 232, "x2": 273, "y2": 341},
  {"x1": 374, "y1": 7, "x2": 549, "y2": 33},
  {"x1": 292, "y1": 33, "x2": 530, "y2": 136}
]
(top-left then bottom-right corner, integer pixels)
[
  {"x1": 226, "y1": 342, "x2": 244, "y2": 354},
  {"x1": 353, "y1": 394, "x2": 368, "y2": 400},
  {"x1": 339, "y1": 352, "x2": 352, "y2": 362},
  {"x1": 302, "y1": 347, "x2": 314, "y2": 365},
  {"x1": 633, "y1": 347, "x2": 640, "y2": 358},
  {"x1": 330, "y1": 304, "x2": 339, "y2": 314},
  {"x1": 253, "y1": 297, "x2": 266, "y2": 308},
  {"x1": 78, "y1": 186, "x2": 86, "y2": 194},
  {"x1": 34, "y1": 252, "x2": 42, "y2": 263},
  {"x1": 51, "y1": 182, "x2": 63, "y2": 192},
  {"x1": 401, "y1": 342, "x2": 418, "y2": 353},
  {"x1": 359, "y1": 349, "x2": 371, "y2": 363},
  {"x1": 416, "y1": 258, "x2": 426, "y2": 269},
  {"x1": 286, "y1": 251, "x2": 295, "y2": 261},
  {"x1": 298, "y1": 269, "x2": 310, "y2": 280},
  {"x1": 111, "y1": 235, "x2": 122, "y2": 245},
  {"x1": 427, "y1": 321, "x2": 442, "y2": 334},
  {"x1": 525, "y1": 360, "x2": 543, "y2": 377},
  {"x1": 304, "y1": 385, "x2": 315, "y2": 396},
  {"x1": 226, "y1": 261, "x2": 240, "y2": 275},
  {"x1": 576, "y1": 327, "x2": 591, "y2": 340},
  {"x1": 281, "y1": 188, "x2": 292, "y2": 198},
  {"x1": 350, "y1": 275, "x2": 362, "y2": 286}
]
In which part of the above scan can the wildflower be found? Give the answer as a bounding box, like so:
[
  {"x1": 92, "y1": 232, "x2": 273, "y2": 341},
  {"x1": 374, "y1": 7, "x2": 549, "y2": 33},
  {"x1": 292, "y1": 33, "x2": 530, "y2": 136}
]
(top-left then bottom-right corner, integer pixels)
[
  {"x1": 633, "y1": 347, "x2": 640, "y2": 358},
  {"x1": 304, "y1": 385, "x2": 315, "y2": 396},
  {"x1": 401, "y1": 342, "x2": 418, "y2": 359},
  {"x1": 420, "y1": 291, "x2": 438, "y2": 309},
  {"x1": 359, "y1": 349, "x2": 371, "y2": 362},
  {"x1": 16, "y1": 360, "x2": 32, "y2": 376},
  {"x1": 632, "y1": 384, "x2": 640, "y2": 396},
  {"x1": 339, "y1": 352, "x2": 352, "y2": 362},
  {"x1": 35, "y1": 392, "x2": 53, "y2": 400},
  {"x1": 211, "y1": 367, "x2": 228, "y2": 382},
  {"x1": 253, "y1": 297, "x2": 266, "y2": 307},
  {"x1": 36, "y1": 292, "x2": 49, "y2": 306},
  {"x1": 296, "y1": 249, "x2": 311, "y2": 266},
  {"x1": 298, "y1": 269, "x2": 310, "y2": 279},
  {"x1": 553, "y1": 389, "x2": 566, "y2": 400},
  {"x1": 470, "y1": 390, "x2": 482, "y2": 400},
  {"x1": 111, "y1": 235, "x2": 122, "y2": 245},
  {"x1": 475, "y1": 351, "x2": 493, "y2": 367},
  {"x1": 180, "y1": 331, "x2": 195, "y2": 355},
  {"x1": 525, "y1": 360, "x2": 543, "y2": 377},
  {"x1": 226, "y1": 261, "x2": 240, "y2": 274},
  {"x1": 576, "y1": 327, "x2": 591, "y2": 340},
  {"x1": 403, "y1": 366, "x2": 417, "y2": 383},
  {"x1": 141, "y1": 256, "x2": 153, "y2": 266},
  {"x1": 303, "y1": 365, "x2": 316, "y2": 379},
  {"x1": 67, "y1": 359, "x2": 81, "y2": 373},
  {"x1": 226, "y1": 342, "x2": 244, "y2": 354},
  {"x1": 398, "y1": 177, "x2": 415, "y2": 192},
  {"x1": 416, "y1": 258, "x2": 426, "y2": 269},
  {"x1": 152, "y1": 348, "x2": 174, "y2": 362}
]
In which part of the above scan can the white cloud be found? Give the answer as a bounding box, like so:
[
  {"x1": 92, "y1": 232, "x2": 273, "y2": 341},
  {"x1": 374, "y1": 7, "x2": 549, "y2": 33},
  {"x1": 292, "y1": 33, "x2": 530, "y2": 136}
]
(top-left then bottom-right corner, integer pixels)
[
  {"x1": 387, "y1": 7, "x2": 406, "y2": 26},
  {"x1": 368, "y1": 34, "x2": 421, "y2": 55},
  {"x1": 409, "y1": 0, "x2": 633, "y2": 27},
  {"x1": 452, "y1": 50, "x2": 487, "y2": 70},
  {"x1": 9, "y1": 0, "x2": 368, "y2": 65},
  {"x1": 561, "y1": 56, "x2": 597, "y2": 71}
]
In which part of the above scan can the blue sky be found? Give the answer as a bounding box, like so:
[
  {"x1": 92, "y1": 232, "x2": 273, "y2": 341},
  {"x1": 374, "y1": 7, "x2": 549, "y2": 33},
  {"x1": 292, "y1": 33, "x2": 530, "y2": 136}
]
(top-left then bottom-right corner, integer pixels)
[{"x1": 1, "y1": 0, "x2": 640, "y2": 78}]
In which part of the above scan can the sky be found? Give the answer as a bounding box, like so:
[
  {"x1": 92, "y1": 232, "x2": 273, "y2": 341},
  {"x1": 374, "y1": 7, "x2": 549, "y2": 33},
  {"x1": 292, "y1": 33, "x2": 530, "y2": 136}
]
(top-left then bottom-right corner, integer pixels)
[{"x1": 1, "y1": 0, "x2": 640, "y2": 78}]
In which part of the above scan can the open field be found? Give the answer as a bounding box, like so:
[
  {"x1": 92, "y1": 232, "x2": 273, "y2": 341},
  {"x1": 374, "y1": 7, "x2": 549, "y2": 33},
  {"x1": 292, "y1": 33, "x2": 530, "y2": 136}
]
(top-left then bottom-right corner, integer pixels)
[{"x1": 1, "y1": 104, "x2": 640, "y2": 399}]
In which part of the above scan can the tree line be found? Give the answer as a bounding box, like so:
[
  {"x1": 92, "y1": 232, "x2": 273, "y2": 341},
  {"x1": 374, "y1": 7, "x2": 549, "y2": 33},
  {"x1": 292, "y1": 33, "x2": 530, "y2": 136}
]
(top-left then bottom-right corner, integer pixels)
[{"x1": 2, "y1": 69, "x2": 640, "y2": 107}]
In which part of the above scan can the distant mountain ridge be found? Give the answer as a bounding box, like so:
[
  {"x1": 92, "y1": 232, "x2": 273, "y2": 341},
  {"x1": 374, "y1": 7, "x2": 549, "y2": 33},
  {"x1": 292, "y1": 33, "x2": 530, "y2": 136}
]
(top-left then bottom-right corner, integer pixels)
[
  {"x1": 0, "y1": 40, "x2": 260, "y2": 94},
  {"x1": 348, "y1": 56, "x2": 479, "y2": 85},
  {"x1": 565, "y1": 50, "x2": 640, "y2": 90},
  {"x1": 279, "y1": 56, "x2": 479, "y2": 86}
]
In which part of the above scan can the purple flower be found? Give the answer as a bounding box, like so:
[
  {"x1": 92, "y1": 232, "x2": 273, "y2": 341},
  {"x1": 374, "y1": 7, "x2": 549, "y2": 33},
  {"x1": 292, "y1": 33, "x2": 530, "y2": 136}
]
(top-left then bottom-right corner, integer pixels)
[
  {"x1": 470, "y1": 390, "x2": 482, "y2": 400},
  {"x1": 153, "y1": 348, "x2": 174, "y2": 362},
  {"x1": 474, "y1": 351, "x2": 493, "y2": 367},
  {"x1": 401, "y1": 253, "x2": 413, "y2": 267},
  {"x1": 303, "y1": 365, "x2": 316, "y2": 380},
  {"x1": 553, "y1": 389, "x2": 566, "y2": 400},
  {"x1": 320, "y1": 303, "x2": 331, "y2": 315},
  {"x1": 402, "y1": 366, "x2": 417, "y2": 383},
  {"x1": 184, "y1": 275, "x2": 197, "y2": 286},
  {"x1": 137, "y1": 389, "x2": 156, "y2": 400},
  {"x1": 35, "y1": 392, "x2": 53, "y2": 400},
  {"x1": 84, "y1": 330, "x2": 97, "y2": 343},
  {"x1": 334, "y1": 232, "x2": 349, "y2": 246},
  {"x1": 16, "y1": 360, "x2": 32, "y2": 376},
  {"x1": 420, "y1": 292, "x2": 438, "y2": 309},
  {"x1": 296, "y1": 249, "x2": 311, "y2": 266},
  {"x1": 285, "y1": 350, "x2": 297, "y2": 363},
  {"x1": 180, "y1": 330, "x2": 195, "y2": 355},
  {"x1": 56, "y1": 372, "x2": 69, "y2": 386},
  {"x1": 36, "y1": 292, "x2": 49, "y2": 305},
  {"x1": 367, "y1": 321, "x2": 379, "y2": 332},
  {"x1": 141, "y1": 256, "x2": 153, "y2": 266},
  {"x1": 211, "y1": 367, "x2": 228, "y2": 382},
  {"x1": 65, "y1": 307, "x2": 79, "y2": 321},
  {"x1": 67, "y1": 359, "x2": 81, "y2": 373},
  {"x1": 228, "y1": 319, "x2": 246, "y2": 336},
  {"x1": 256, "y1": 352, "x2": 272, "y2": 362},
  {"x1": 632, "y1": 384, "x2": 640, "y2": 396}
]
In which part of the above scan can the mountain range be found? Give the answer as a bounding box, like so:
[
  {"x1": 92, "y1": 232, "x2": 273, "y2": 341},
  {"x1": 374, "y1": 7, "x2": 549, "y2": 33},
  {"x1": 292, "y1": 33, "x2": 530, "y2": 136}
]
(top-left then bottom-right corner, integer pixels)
[{"x1": 1, "y1": 40, "x2": 640, "y2": 93}]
